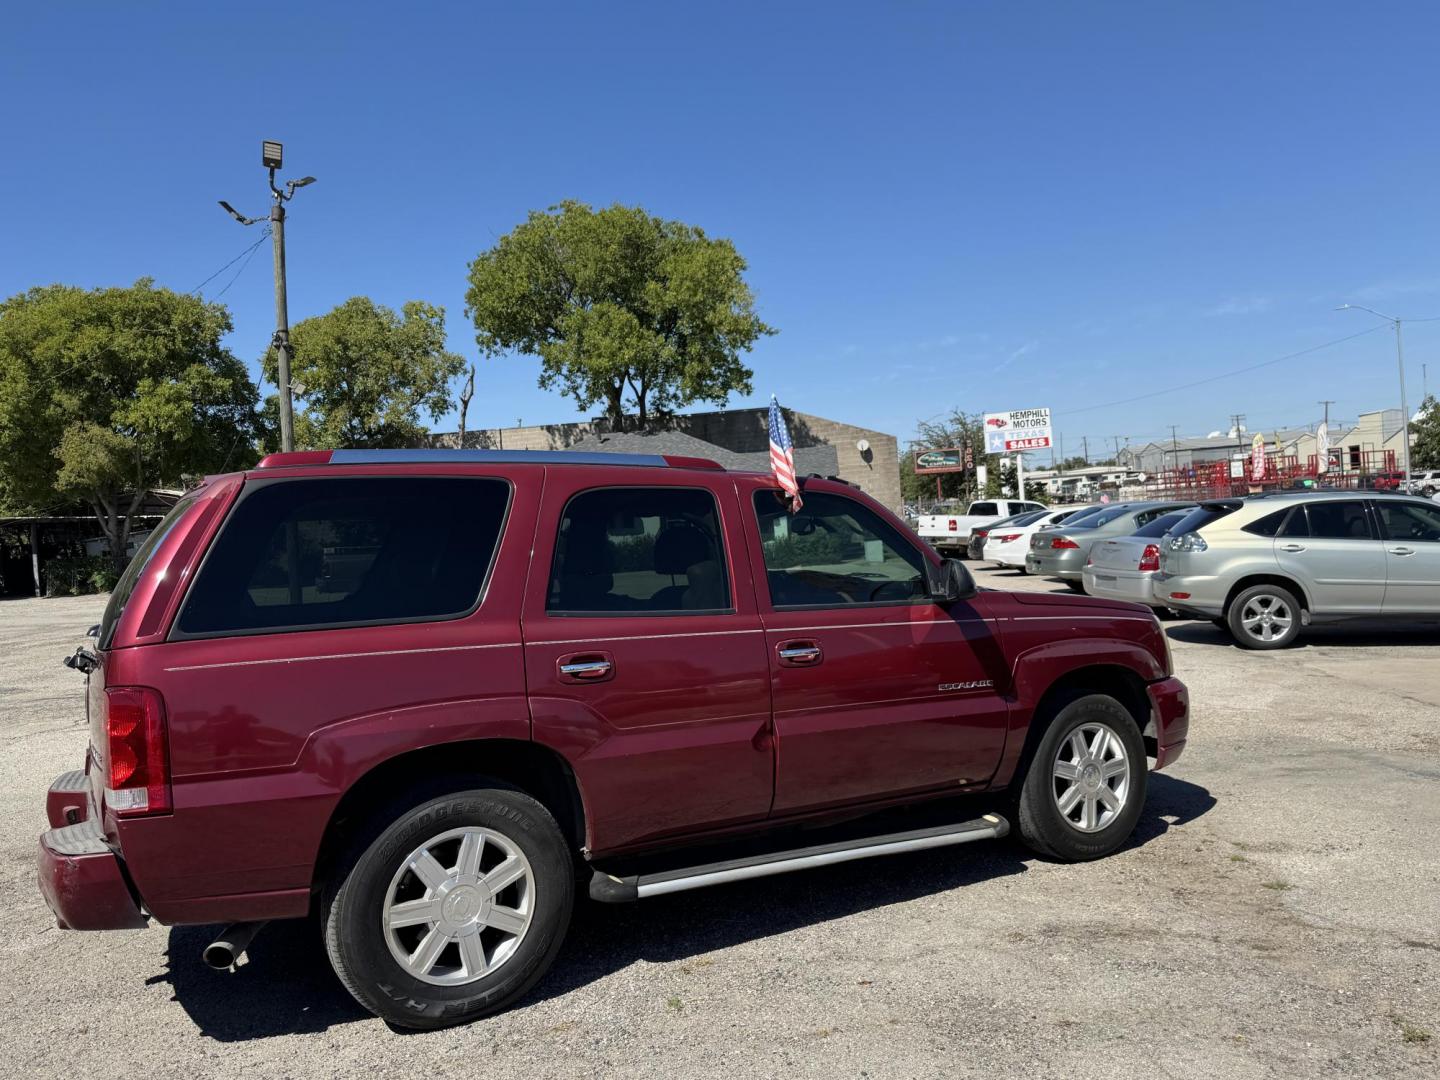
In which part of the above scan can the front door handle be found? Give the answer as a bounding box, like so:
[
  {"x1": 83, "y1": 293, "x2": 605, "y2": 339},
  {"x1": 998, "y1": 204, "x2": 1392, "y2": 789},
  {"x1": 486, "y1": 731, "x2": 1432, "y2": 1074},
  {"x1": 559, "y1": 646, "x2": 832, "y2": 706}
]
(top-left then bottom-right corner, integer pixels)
[
  {"x1": 557, "y1": 651, "x2": 615, "y2": 683},
  {"x1": 777, "y1": 639, "x2": 823, "y2": 666},
  {"x1": 1279, "y1": 543, "x2": 1307, "y2": 552},
  {"x1": 1388, "y1": 546, "x2": 1416, "y2": 556}
]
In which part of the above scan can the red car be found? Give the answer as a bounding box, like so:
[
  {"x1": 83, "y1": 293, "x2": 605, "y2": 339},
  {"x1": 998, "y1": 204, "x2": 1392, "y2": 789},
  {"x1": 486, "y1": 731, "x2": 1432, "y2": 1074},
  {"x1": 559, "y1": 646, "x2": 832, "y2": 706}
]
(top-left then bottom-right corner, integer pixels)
[{"x1": 39, "y1": 449, "x2": 1188, "y2": 1028}]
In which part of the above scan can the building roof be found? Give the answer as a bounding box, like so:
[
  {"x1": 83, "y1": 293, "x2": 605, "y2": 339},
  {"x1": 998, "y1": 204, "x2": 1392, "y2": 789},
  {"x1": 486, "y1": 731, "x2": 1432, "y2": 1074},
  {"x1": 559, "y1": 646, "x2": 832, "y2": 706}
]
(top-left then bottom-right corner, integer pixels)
[{"x1": 568, "y1": 429, "x2": 839, "y2": 477}]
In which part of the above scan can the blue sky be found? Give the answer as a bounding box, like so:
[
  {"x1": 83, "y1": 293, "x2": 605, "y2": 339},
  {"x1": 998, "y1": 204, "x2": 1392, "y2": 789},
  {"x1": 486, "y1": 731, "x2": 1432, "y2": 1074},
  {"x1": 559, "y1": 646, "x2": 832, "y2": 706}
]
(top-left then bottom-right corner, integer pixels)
[{"x1": 6, "y1": 0, "x2": 1440, "y2": 459}]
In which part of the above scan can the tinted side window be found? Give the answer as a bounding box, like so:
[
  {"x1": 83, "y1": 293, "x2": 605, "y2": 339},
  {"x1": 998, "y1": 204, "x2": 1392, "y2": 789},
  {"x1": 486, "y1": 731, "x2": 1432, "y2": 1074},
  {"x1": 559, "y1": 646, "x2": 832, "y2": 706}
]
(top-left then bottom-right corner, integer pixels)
[
  {"x1": 1305, "y1": 501, "x2": 1373, "y2": 540},
  {"x1": 1243, "y1": 509, "x2": 1289, "y2": 537},
  {"x1": 176, "y1": 478, "x2": 509, "y2": 637},
  {"x1": 754, "y1": 490, "x2": 926, "y2": 607},
  {"x1": 547, "y1": 488, "x2": 730, "y2": 615},
  {"x1": 1277, "y1": 507, "x2": 1309, "y2": 538},
  {"x1": 969, "y1": 502, "x2": 998, "y2": 516},
  {"x1": 1376, "y1": 502, "x2": 1440, "y2": 542}
]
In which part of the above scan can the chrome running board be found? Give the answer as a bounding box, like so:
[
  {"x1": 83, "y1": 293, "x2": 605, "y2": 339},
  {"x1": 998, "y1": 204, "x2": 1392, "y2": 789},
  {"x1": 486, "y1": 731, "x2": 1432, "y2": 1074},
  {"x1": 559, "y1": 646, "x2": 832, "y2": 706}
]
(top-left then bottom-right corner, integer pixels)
[{"x1": 589, "y1": 813, "x2": 1008, "y2": 902}]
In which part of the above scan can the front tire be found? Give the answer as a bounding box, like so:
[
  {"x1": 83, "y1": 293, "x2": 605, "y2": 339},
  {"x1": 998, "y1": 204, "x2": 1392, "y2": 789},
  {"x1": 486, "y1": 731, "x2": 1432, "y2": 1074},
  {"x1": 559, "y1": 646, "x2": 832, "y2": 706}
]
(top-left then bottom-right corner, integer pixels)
[
  {"x1": 1226, "y1": 583, "x2": 1302, "y2": 650},
  {"x1": 1016, "y1": 694, "x2": 1146, "y2": 861},
  {"x1": 322, "y1": 784, "x2": 574, "y2": 1029}
]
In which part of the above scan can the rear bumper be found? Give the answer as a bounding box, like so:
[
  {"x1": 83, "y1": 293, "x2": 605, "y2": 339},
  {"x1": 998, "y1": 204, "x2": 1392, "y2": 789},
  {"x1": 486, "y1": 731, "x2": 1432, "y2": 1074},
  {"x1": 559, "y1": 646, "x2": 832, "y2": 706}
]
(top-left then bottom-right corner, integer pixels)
[
  {"x1": 1027, "y1": 547, "x2": 1086, "y2": 579},
  {"x1": 37, "y1": 817, "x2": 147, "y2": 931},
  {"x1": 1146, "y1": 677, "x2": 1189, "y2": 771},
  {"x1": 1151, "y1": 571, "x2": 1225, "y2": 616},
  {"x1": 1084, "y1": 567, "x2": 1165, "y2": 607}
]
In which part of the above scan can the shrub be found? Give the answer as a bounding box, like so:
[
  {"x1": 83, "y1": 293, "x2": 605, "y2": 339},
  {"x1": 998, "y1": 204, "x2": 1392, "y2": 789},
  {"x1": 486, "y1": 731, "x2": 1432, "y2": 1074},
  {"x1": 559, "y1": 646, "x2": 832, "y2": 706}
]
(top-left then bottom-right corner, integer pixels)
[{"x1": 46, "y1": 556, "x2": 120, "y2": 596}]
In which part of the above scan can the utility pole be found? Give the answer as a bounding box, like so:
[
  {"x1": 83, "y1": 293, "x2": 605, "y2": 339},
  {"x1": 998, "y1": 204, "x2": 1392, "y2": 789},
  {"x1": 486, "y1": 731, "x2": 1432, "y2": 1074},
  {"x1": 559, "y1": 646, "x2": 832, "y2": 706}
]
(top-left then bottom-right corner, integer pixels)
[
  {"x1": 1168, "y1": 425, "x2": 1179, "y2": 470},
  {"x1": 1111, "y1": 434, "x2": 1127, "y2": 464},
  {"x1": 219, "y1": 140, "x2": 316, "y2": 453},
  {"x1": 1081, "y1": 435, "x2": 1089, "y2": 464},
  {"x1": 1318, "y1": 400, "x2": 1334, "y2": 427},
  {"x1": 1337, "y1": 305, "x2": 1412, "y2": 482}
]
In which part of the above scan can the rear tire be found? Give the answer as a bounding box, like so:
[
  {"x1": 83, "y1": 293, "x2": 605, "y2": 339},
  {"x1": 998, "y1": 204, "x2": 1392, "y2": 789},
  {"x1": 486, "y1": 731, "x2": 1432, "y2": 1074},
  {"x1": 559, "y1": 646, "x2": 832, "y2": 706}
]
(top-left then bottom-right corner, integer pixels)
[
  {"x1": 1225, "y1": 583, "x2": 1302, "y2": 650},
  {"x1": 1015, "y1": 694, "x2": 1146, "y2": 861},
  {"x1": 1065, "y1": 580, "x2": 1087, "y2": 594},
  {"x1": 322, "y1": 784, "x2": 574, "y2": 1030}
]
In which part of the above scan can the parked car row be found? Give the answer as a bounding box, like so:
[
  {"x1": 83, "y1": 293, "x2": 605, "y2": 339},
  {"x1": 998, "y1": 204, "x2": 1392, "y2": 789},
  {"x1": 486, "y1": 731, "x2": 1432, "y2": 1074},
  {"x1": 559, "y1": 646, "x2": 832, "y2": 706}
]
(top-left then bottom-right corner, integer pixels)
[{"x1": 965, "y1": 490, "x2": 1440, "y2": 651}]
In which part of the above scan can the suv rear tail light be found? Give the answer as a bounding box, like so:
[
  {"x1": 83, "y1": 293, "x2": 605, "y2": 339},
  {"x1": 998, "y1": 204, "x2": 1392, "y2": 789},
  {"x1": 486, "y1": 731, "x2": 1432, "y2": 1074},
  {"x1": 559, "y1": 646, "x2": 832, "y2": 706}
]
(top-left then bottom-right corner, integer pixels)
[
  {"x1": 104, "y1": 687, "x2": 171, "y2": 816},
  {"x1": 1167, "y1": 532, "x2": 1208, "y2": 553},
  {"x1": 948, "y1": 520, "x2": 958, "y2": 532},
  {"x1": 1138, "y1": 544, "x2": 1161, "y2": 572},
  {"x1": 1050, "y1": 537, "x2": 1079, "y2": 549}
]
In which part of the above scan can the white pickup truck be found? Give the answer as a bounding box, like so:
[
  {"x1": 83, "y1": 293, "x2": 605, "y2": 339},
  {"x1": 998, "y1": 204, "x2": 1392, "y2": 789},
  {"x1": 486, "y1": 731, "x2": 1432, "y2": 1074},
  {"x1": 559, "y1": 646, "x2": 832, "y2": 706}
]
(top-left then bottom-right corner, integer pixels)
[{"x1": 916, "y1": 498, "x2": 1048, "y2": 555}]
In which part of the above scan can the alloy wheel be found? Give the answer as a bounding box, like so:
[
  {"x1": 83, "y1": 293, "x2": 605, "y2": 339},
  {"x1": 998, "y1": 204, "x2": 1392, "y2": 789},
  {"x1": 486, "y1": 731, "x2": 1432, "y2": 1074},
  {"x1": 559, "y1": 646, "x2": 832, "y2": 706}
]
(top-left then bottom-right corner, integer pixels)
[
  {"x1": 1240, "y1": 594, "x2": 1293, "y2": 644},
  {"x1": 1052, "y1": 722, "x2": 1130, "y2": 833},
  {"x1": 381, "y1": 826, "x2": 535, "y2": 986}
]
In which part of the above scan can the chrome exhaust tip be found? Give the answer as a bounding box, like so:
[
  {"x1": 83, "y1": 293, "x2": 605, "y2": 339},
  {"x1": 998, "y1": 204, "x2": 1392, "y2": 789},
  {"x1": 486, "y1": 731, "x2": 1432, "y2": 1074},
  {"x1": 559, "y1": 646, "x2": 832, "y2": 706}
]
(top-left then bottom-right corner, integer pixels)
[{"x1": 202, "y1": 921, "x2": 267, "y2": 970}]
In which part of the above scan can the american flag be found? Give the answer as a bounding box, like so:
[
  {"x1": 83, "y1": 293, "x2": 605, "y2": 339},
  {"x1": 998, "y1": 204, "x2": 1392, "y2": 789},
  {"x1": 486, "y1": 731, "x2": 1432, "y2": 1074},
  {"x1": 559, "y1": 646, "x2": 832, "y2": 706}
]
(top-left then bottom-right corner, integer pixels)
[{"x1": 768, "y1": 395, "x2": 802, "y2": 510}]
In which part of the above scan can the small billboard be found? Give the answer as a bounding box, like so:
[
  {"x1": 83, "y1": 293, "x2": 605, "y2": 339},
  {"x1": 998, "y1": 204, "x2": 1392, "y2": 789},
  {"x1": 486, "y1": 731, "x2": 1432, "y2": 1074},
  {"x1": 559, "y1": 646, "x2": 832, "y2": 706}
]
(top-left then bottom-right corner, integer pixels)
[
  {"x1": 983, "y1": 408, "x2": 1052, "y2": 453},
  {"x1": 914, "y1": 447, "x2": 965, "y2": 474}
]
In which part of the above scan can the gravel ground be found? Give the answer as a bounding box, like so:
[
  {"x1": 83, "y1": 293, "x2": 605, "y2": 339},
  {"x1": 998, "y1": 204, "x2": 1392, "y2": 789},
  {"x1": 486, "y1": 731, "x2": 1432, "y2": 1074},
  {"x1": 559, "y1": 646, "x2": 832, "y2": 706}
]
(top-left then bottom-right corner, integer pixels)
[{"x1": 3, "y1": 574, "x2": 1438, "y2": 1079}]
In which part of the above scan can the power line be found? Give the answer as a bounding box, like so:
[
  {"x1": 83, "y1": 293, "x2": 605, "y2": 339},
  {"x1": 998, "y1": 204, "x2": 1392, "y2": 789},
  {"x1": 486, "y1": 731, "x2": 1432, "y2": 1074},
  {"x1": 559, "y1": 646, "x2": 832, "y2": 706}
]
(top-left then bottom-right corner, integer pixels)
[
  {"x1": 209, "y1": 230, "x2": 270, "y2": 300},
  {"x1": 189, "y1": 228, "x2": 271, "y2": 296},
  {"x1": 1055, "y1": 325, "x2": 1387, "y2": 418}
]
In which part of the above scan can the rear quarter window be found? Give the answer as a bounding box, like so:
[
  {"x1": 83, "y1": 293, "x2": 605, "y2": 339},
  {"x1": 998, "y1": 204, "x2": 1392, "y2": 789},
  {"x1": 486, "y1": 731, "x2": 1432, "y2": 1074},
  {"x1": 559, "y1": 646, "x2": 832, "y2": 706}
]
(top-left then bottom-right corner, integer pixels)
[{"x1": 174, "y1": 476, "x2": 510, "y2": 638}]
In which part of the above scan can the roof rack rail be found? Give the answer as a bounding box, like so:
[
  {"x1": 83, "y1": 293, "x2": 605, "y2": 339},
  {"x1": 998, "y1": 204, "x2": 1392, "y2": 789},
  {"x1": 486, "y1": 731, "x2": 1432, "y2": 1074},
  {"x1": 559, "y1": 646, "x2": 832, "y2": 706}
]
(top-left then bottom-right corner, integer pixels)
[{"x1": 254, "y1": 448, "x2": 724, "y2": 470}]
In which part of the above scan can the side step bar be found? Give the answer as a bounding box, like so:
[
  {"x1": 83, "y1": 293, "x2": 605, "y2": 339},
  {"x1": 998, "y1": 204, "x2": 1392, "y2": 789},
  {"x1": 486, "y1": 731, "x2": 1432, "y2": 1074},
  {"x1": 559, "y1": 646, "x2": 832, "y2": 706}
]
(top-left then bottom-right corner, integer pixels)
[{"x1": 589, "y1": 813, "x2": 1008, "y2": 902}]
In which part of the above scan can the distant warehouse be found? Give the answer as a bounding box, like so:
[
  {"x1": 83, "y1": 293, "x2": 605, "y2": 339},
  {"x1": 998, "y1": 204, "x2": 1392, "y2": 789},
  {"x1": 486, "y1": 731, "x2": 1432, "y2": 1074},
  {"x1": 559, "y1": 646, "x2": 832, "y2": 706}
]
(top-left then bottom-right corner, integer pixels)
[{"x1": 426, "y1": 406, "x2": 902, "y2": 510}]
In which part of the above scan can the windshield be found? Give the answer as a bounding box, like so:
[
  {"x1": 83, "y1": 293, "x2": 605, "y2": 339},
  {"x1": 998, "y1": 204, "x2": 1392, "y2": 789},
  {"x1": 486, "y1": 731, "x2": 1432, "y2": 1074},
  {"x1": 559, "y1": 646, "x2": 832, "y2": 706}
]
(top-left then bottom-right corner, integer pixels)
[
  {"x1": 1168, "y1": 503, "x2": 1238, "y2": 537},
  {"x1": 1053, "y1": 505, "x2": 1105, "y2": 526},
  {"x1": 1064, "y1": 504, "x2": 1133, "y2": 530},
  {"x1": 98, "y1": 496, "x2": 195, "y2": 649},
  {"x1": 1132, "y1": 511, "x2": 1189, "y2": 538}
]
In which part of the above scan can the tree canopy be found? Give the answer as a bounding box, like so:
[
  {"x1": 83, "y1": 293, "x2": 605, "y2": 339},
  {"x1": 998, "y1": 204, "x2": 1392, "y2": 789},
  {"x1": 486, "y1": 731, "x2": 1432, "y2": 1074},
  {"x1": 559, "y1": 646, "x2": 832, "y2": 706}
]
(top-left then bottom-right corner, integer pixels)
[
  {"x1": 261, "y1": 297, "x2": 465, "y2": 449},
  {"x1": 0, "y1": 279, "x2": 260, "y2": 559},
  {"x1": 465, "y1": 201, "x2": 773, "y2": 429},
  {"x1": 1410, "y1": 396, "x2": 1440, "y2": 470}
]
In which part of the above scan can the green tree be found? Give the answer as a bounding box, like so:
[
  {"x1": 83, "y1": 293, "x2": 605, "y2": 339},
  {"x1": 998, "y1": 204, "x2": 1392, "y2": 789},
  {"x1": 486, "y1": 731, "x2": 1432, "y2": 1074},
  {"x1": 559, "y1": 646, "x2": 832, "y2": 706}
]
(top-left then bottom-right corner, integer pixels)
[
  {"x1": 1410, "y1": 395, "x2": 1440, "y2": 470},
  {"x1": 261, "y1": 297, "x2": 465, "y2": 449},
  {"x1": 465, "y1": 201, "x2": 773, "y2": 429},
  {"x1": 0, "y1": 279, "x2": 260, "y2": 562}
]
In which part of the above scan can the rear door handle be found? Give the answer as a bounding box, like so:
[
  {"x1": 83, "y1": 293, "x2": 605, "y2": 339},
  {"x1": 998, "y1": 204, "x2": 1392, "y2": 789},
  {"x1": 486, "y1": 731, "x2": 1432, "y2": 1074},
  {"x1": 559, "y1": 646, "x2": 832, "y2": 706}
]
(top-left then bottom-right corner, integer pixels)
[
  {"x1": 776, "y1": 639, "x2": 823, "y2": 666},
  {"x1": 1388, "y1": 546, "x2": 1416, "y2": 556},
  {"x1": 557, "y1": 651, "x2": 615, "y2": 683},
  {"x1": 1279, "y1": 543, "x2": 1307, "y2": 552}
]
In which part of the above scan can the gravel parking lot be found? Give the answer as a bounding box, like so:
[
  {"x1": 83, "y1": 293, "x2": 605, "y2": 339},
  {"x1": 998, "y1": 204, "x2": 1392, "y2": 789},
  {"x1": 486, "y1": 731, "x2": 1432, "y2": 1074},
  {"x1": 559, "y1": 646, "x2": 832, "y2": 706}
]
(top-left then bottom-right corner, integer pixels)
[{"x1": 4, "y1": 572, "x2": 1438, "y2": 1079}]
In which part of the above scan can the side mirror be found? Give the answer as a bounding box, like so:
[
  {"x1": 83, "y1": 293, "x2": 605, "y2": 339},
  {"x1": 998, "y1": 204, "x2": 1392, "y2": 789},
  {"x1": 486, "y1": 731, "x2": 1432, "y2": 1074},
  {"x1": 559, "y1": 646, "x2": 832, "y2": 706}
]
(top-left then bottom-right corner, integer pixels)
[{"x1": 926, "y1": 558, "x2": 976, "y2": 604}]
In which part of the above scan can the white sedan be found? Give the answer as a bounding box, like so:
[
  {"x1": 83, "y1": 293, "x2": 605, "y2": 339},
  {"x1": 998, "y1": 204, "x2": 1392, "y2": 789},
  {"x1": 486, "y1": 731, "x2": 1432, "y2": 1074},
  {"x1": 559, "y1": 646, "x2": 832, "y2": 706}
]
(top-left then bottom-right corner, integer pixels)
[{"x1": 987, "y1": 505, "x2": 1102, "y2": 570}]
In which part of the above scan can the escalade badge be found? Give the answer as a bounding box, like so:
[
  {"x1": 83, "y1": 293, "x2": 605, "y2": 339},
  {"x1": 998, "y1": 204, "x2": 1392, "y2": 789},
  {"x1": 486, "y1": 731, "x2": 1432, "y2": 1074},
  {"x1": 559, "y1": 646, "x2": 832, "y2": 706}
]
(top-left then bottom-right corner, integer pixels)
[{"x1": 938, "y1": 680, "x2": 994, "y2": 692}]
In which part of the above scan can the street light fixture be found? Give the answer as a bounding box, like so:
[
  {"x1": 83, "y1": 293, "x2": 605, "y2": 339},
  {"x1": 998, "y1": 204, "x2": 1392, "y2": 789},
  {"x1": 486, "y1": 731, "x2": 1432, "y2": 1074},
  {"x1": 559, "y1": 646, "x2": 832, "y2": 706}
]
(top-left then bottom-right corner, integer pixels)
[
  {"x1": 218, "y1": 140, "x2": 317, "y2": 453},
  {"x1": 1336, "y1": 304, "x2": 1411, "y2": 484}
]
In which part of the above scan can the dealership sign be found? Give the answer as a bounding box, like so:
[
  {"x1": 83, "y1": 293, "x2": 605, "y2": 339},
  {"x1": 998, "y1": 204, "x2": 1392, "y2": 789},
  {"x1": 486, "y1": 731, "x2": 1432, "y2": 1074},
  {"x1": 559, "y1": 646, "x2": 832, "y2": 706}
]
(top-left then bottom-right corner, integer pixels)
[
  {"x1": 913, "y1": 447, "x2": 965, "y2": 474},
  {"x1": 983, "y1": 408, "x2": 1052, "y2": 453}
]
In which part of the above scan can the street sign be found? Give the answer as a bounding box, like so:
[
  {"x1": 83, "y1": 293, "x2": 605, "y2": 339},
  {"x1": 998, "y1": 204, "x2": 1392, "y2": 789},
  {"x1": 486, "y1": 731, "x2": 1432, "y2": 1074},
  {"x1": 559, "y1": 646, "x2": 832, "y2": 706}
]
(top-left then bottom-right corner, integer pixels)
[
  {"x1": 913, "y1": 447, "x2": 965, "y2": 474},
  {"x1": 983, "y1": 408, "x2": 1052, "y2": 453}
]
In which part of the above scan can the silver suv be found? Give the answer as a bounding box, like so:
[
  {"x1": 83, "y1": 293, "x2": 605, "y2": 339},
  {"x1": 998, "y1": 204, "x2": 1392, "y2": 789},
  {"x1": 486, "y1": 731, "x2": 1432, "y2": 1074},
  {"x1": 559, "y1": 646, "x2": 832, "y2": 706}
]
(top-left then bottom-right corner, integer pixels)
[{"x1": 1154, "y1": 492, "x2": 1440, "y2": 649}]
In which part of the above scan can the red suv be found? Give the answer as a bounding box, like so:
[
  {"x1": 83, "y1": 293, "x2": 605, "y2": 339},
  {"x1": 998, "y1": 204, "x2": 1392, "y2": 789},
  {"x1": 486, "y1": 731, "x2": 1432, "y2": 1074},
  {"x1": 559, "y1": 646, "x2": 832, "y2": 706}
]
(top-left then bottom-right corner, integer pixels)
[{"x1": 38, "y1": 449, "x2": 1188, "y2": 1028}]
